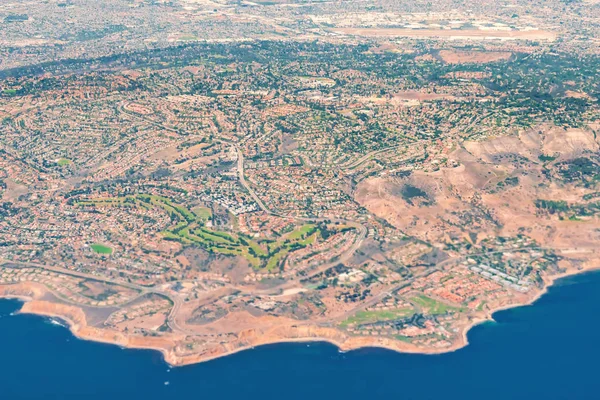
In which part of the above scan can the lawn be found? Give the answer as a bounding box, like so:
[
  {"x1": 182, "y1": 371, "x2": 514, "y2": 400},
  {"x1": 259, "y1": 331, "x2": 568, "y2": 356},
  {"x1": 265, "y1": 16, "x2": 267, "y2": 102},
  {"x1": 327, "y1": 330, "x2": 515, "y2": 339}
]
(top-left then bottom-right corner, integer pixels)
[
  {"x1": 57, "y1": 158, "x2": 72, "y2": 166},
  {"x1": 193, "y1": 207, "x2": 212, "y2": 222},
  {"x1": 411, "y1": 295, "x2": 460, "y2": 315},
  {"x1": 78, "y1": 194, "x2": 335, "y2": 271},
  {"x1": 90, "y1": 243, "x2": 113, "y2": 254},
  {"x1": 265, "y1": 248, "x2": 290, "y2": 271},
  {"x1": 246, "y1": 239, "x2": 268, "y2": 257},
  {"x1": 287, "y1": 224, "x2": 316, "y2": 240},
  {"x1": 340, "y1": 308, "x2": 414, "y2": 327},
  {"x1": 177, "y1": 34, "x2": 198, "y2": 41}
]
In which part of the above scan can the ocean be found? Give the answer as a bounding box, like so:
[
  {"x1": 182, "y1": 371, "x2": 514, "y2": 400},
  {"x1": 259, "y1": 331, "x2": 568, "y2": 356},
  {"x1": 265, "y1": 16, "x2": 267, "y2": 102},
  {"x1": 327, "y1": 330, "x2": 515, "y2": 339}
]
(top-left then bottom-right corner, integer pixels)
[{"x1": 1, "y1": 271, "x2": 599, "y2": 400}]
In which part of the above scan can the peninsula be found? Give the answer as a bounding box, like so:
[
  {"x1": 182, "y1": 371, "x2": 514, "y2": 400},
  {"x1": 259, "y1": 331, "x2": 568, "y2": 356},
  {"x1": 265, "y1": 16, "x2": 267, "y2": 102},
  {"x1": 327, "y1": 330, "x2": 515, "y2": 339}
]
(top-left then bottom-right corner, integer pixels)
[{"x1": 1, "y1": 0, "x2": 599, "y2": 366}]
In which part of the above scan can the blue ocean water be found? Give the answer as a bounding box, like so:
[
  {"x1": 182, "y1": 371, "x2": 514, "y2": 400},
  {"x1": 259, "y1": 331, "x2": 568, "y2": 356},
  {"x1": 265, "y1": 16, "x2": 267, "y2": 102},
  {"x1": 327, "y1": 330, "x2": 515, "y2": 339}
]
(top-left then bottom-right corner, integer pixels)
[{"x1": 1, "y1": 271, "x2": 600, "y2": 400}]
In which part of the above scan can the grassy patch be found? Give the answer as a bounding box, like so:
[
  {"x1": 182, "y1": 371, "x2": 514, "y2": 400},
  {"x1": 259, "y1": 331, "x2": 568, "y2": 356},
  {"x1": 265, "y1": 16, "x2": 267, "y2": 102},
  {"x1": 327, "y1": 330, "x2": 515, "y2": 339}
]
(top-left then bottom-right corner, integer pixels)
[
  {"x1": 411, "y1": 295, "x2": 460, "y2": 315},
  {"x1": 265, "y1": 248, "x2": 290, "y2": 271},
  {"x1": 57, "y1": 158, "x2": 72, "y2": 166},
  {"x1": 246, "y1": 239, "x2": 268, "y2": 257},
  {"x1": 177, "y1": 34, "x2": 198, "y2": 41},
  {"x1": 340, "y1": 308, "x2": 414, "y2": 327},
  {"x1": 287, "y1": 224, "x2": 316, "y2": 240},
  {"x1": 78, "y1": 194, "x2": 337, "y2": 271},
  {"x1": 476, "y1": 301, "x2": 486, "y2": 312},
  {"x1": 394, "y1": 335, "x2": 413, "y2": 343},
  {"x1": 90, "y1": 243, "x2": 113, "y2": 254},
  {"x1": 193, "y1": 206, "x2": 212, "y2": 221}
]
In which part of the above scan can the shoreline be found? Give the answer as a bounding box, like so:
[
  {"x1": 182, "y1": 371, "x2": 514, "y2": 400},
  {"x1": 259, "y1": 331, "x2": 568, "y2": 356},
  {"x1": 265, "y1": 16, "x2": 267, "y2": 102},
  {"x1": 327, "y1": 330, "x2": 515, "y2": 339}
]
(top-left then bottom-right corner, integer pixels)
[
  {"x1": 2, "y1": 265, "x2": 598, "y2": 367},
  {"x1": 455, "y1": 265, "x2": 600, "y2": 353}
]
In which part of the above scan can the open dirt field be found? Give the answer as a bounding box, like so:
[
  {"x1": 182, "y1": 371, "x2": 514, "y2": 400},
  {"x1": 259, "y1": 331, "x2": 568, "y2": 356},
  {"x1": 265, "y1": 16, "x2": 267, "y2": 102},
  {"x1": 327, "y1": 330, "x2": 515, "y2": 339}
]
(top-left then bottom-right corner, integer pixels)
[
  {"x1": 332, "y1": 28, "x2": 557, "y2": 41},
  {"x1": 438, "y1": 50, "x2": 512, "y2": 64},
  {"x1": 393, "y1": 91, "x2": 457, "y2": 101},
  {"x1": 355, "y1": 125, "x2": 600, "y2": 249}
]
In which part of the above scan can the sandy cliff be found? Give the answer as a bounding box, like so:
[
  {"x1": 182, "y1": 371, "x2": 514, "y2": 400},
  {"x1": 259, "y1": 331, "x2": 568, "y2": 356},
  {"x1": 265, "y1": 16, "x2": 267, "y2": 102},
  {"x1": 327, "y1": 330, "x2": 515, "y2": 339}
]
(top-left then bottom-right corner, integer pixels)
[{"x1": 2, "y1": 260, "x2": 599, "y2": 367}]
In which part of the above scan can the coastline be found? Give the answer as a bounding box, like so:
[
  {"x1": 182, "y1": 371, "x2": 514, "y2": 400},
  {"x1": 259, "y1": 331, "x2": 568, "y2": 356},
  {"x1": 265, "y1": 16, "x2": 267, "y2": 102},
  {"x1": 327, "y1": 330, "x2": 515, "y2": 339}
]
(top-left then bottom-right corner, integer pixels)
[
  {"x1": 2, "y1": 263, "x2": 598, "y2": 367},
  {"x1": 455, "y1": 264, "x2": 600, "y2": 353}
]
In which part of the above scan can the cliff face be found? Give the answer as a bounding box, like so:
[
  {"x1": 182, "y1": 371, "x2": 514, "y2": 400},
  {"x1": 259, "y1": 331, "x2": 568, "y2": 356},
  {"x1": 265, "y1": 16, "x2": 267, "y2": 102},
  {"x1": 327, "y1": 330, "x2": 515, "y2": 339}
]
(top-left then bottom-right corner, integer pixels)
[
  {"x1": 0, "y1": 282, "x2": 46, "y2": 300},
  {"x1": 2, "y1": 267, "x2": 594, "y2": 367},
  {"x1": 21, "y1": 300, "x2": 130, "y2": 347},
  {"x1": 20, "y1": 300, "x2": 182, "y2": 354},
  {"x1": 0, "y1": 283, "x2": 179, "y2": 359},
  {"x1": 238, "y1": 324, "x2": 348, "y2": 345},
  {"x1": 162, "y1": 323, "x2": 437, "y2": 366},
  {"x1": 0, "y1": 282, "x2": 464, "y2": 366}
]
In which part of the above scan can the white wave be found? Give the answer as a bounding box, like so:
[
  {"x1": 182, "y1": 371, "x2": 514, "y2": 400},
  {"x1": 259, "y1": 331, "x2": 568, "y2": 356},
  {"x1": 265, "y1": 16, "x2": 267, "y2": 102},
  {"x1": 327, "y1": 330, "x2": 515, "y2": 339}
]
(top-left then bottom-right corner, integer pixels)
[{"x1": 48, "y1": 318, "x2": 68, "y2": 328}]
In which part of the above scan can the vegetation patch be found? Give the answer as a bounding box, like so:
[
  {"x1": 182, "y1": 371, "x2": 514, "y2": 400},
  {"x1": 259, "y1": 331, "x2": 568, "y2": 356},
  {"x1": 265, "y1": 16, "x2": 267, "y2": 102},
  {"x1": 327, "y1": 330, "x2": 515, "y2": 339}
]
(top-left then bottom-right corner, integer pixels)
[
  {"x1": 535, "y1": 199, "x2": 569, "y2": 214},
  {"x1": 496, "y1": 176, "x2": 519, "y2": 188},
  {"x1": 555, "y1": 157, "x2": 600, "y2": 187},
  {"x1": 535, "y1": 198, "x2": 600, "y2": 219},
  {"x1": 538, "y1": 154, "x2": 557, "y2": 162},
  {"x1": 77, "y1": 194, "x2": 342, "y2": 271},
  {"x1": 192, "y1": 206, "x2": 212, "y2": 221},
  {"x1": 90, "y1": 243, "x2": 113, "y2": 254},
  {"x1": 340, "y1": 308, "x2": 414, "y2": 327},
  {"x1": 400, "y1": 184, "x2": 431, "y2": 206},
  {"x1": 410, "y1": 295, "x2": 460, "y2": 315}
]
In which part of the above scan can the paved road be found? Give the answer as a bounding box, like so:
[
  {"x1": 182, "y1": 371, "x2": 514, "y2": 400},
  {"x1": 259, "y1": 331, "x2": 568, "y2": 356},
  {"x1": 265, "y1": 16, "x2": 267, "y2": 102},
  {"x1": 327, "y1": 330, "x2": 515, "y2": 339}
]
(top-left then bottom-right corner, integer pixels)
[
  {"x1": 0, "y1": 258, "x2": 188, "y2": 330},
  {"x1": 235, "y1": 145, "x2": 271, "y2": 213},
  {"x1": 3, "y1": 242, "x2": 597, "y2": 335},
  {"x1": 314, "y1": 245, "x2": 558, "y2": 324},
  {"x1": 7, "y1": 129, "x2": 593, "y2": 335},
  {"x1": 235, "y1": 143, "x2": 368, "y2": 258},
  {"x1": 339, "y1": 144, "x2": 404, "y2": 171}
]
